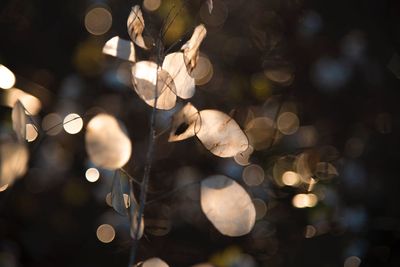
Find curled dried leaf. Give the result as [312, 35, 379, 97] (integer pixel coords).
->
[132, 61, 177, 110]
[169, 103, 199, 142]
[127, 5, 149, 49]
[162, 52, 196, 99]
[85, 114, 132, 170]
[102, 36, 136, 62]
[196, 110, 248, 158]
[0, 140, 29, 187]
[129, 190, 144, 240]
[201, 175, 256, 236]
[12, 100, 26, 142]
[111, 170, 131, 216]
[181, 24, 207, 73]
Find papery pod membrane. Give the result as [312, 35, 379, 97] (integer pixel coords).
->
[111, 170, 131, 216]
[102, 36, 136, 62]
[0, 139, 29, 187]
[168, 102, 199, 142]
[196, 110, 248, 157]
[129, 189, 144, 240]
[200, 175, 256, 236]
[127, 5, 149, 49]
[132, 61, 177, 110]
[12, 100, 26, 142]
[162, 52, 196, 99]
[85, 114, 132, 170]
[181, 24, 207, 73]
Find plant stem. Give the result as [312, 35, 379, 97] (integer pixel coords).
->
[128, 37, 163, 267]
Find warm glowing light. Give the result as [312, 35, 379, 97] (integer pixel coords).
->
[242, 164, 264, 186]
[85, 168, 100, 182]
[344, 256, 361, 267]
[0, 184, 9, 192]
[0, 65, 16, 89]
[282, 171, 300, 186]
[26, 123, 38, 142]
[277, 112, 299, 135]
[5, 88, 42, 115]
[96, 224, 115, 243]
[305, 225, 316, 238]
[42, 113, 63, 136]
[253, 198, 267, 220]
[85, 7, 112, 35]
[63, 113, 83, 134]
[85, 114, 132, 170]
[192, 55, 213, 85]
[234, 145, 254, 166]
[143, 0, 162, 12]
[292, 193, 318, 208]
[245, 117, 274, 150]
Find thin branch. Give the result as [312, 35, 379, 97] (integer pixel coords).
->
[120, 168, 142, 186]
[145, 180, 200, 206]
[128, 33, 164, 267]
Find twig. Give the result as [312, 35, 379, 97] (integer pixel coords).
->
[128, 33, 164, 267]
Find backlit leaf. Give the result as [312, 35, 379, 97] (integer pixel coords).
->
[85, 114, 132, 170]
[181, 24, 207, 73]
[0, 139, 29, 187]
[315, 162, 338, 180]
[129, 189, 144, 240]
[162, 52, 195, 99]
[169, 102, 199, 142]
[111, 170, 131, 216]
[127, 5, 149, 49]
[136, 258, 169, 267]
[102, 36, 136, 62]
[196, 110, 248, 157]
[200, 175, 256, 236]
[12, 100, 26, 142]
[132, 61, 177, 110]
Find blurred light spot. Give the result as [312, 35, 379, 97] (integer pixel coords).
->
[305, 225, 316, 238]
[163, 15, 187, 45]
[85, 6, 112, 35]
[242, 164, 264, 186]
[264, 67, 294, 85]
[192, 55, 213, 85]
[5, 88, 42, 115]
[85, 168, 100, 182]
[0, 65, 16, 89]
[0, 184, 9, 192]
[292, 193, 318, 208]
[294, 126, 318, 148]
[96, 224, 115, 243]
[143, 0, 161, 12]
[63, 113, 83, 134]
[250, 72, 271, 100]
[312, 57, 351, 91]
[345, 138, 364, 158]
[341, 31, 365, 61]
[344, 256, 361, 267]
[282, 171, 300, 186]
[298, 10, 322, 37]
[42, 113, 62, 136]
[73, 38, 104, 76]
[277, 112, 299, 135]
[26, 123, 38, 142]
[253, 198, 267, 220]
[245, 117, 274, 150]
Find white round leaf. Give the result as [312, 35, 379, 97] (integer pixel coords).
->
[196, 110, 248, 157]
[12, 100, 26, 142]
[85, 114, 132, 170]
[0, 140, 29, 187]
[127, 5, 149, 49]
[132, 61, 177, 110]
[200, 175, 256, 236]
[102, 36, 136, 62]
[162, 52, 195, 99]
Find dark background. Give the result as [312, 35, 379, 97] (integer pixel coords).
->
[0, 0, 400, 266]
